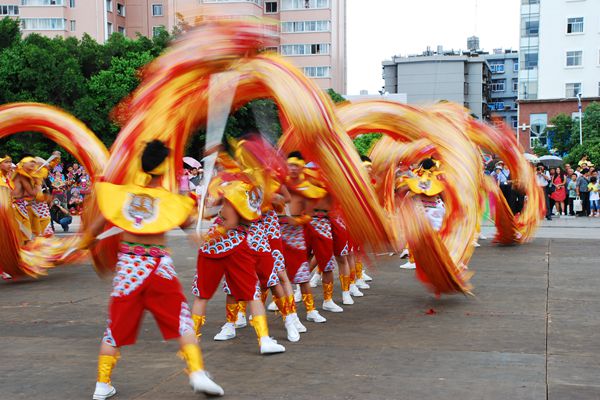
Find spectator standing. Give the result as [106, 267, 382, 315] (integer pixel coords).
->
[491, 161, 515, 212]
[535, 163, 552, 220]
[567, 173, 578, 216]
[588, 177, 600, 217]
[550, 167, 567, 216]
[576, 169, 591, 216]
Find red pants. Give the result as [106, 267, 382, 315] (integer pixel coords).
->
[305, 217, 336, 273]
[194, 241, 261, 301]
[330, 216, 349, 257]
[102, 253, 193, 347]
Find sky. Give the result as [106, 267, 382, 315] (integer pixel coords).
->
[346, 0, 520, 95]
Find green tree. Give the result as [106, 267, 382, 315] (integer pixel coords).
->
[327, 88, 346, 104]
[353, 133, 382, 156]
[0, 17, 20, 50]
[581, 102, 600, 141]
[548, 113, 574, 155]
[564, 139, 600, 167]
[532, 144, 550, 157]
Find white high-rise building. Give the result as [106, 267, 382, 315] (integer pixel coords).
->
[518, 0, 600, 150]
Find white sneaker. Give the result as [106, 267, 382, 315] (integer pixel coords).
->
[293, 285, 302, 303]
[473, 241, 481, 248]
[306, 310, 327, 323]
[267, 301, 278, 312]
[260, 336, 286, 354]
[189, 370, 224, 396]
[478, 233, 487, 240]
[289, 313, 307, 333]
[355, 278, 370, 290]
[309, 273, 321, 288]
[399, 249, 409, 259]
[342, 291, 354, 305]
[234, 312, 247, 328]
[349, 283, 364, 297]
[322, 299, 344, 312]
[213, 322, 236, 341]
[399, 261, 416, 270]
[284, 319, 300, 342]
[1, 272, 12, 280]
[362, 271, 373, 282]
[93, 382, 116, 400]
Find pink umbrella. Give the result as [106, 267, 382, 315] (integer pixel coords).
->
[183, 156, 202, 169]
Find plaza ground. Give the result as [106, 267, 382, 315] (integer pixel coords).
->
[1, 218, 599, 399]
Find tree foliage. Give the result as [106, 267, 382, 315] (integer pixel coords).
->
[0, 19, 171, 158]
[353, 133, 382, 156]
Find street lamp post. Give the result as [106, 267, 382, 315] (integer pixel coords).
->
[577, 92, 583, 145]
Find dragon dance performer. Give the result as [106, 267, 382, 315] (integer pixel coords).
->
[302, 160, 357, 309]
[84, 140, 223, 399]
[29, 157, 54, 237]
[0, 154, 15, 279]
[283, 152, 341, 315]
[191, 169, 286, 355]
[397, 158, 445, 270]
[11, 156, 39, 244]
[207, 153, 304, 343]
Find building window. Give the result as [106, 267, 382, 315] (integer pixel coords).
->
[152, 4, 163, 16]
[0, 5, 19, 15]
[69, 0, 74, 7]
[265, 1, 277, 13]
[280, 43, 330, 56]
[263, 46, 278, 53]
[523, 20, 539, 37]
[118, 26, 125, 34]
[21, 18, 66, 30]
[565, 82, 582, 98]
[303, 66, 330, 78]
[511, 116, 518, 129]
[21, 0, 64, 4]
[107, 21, 113, 35]
[513, 62, 519, 72]
[523, 52, 538, 70]
[512, 78, 518, 92]
[529, 113, 548, 147]
[491, 79, 506, 92]
[116, 3, 124, 16]
[281, 20, 330, 33]
[489, 61, 505, 73]
[598, 82, 600, 97]
[106, 0, 112, 12]
[69, 19, 75, 31]
[566, 50, 583, 67]
[281, 0, 329, 10]
[566, 17, 584, 34]
[152, 25, 165, 37]
[521, 0, 539, 5]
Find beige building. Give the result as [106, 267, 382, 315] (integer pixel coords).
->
[0, 0, 346, 93]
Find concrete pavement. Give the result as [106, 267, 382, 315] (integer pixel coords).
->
[1, 223, 600, 399]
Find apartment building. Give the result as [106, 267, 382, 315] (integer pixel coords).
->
[0, 0, 347, 93]
[518, 0, 600, 149]
[382, 46, 492, 120]
[484, 49, 519, 131]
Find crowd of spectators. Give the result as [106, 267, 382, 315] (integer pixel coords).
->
[490, 154, 599, 221]
[44, 162, 91, 232]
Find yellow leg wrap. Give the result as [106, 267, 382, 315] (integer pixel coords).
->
[356, 261, 364, 279]
[340, 275, 350, 292]
[287, 294, 297, 314]
[252, 314, 269, 344]
[302, 293, 316, 312]
[349, 270, 356, 284]
[180, 343, 204, 373]
[237, 301, 247, 315]
[225, 303, 239, 324]
[192, 314, 206, 338]
[274, 296, 288, 318]
[323, 282, 334, 301]
[97, 354, 118, 384]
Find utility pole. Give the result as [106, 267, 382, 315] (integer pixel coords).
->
[577, 92, 583, 145]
